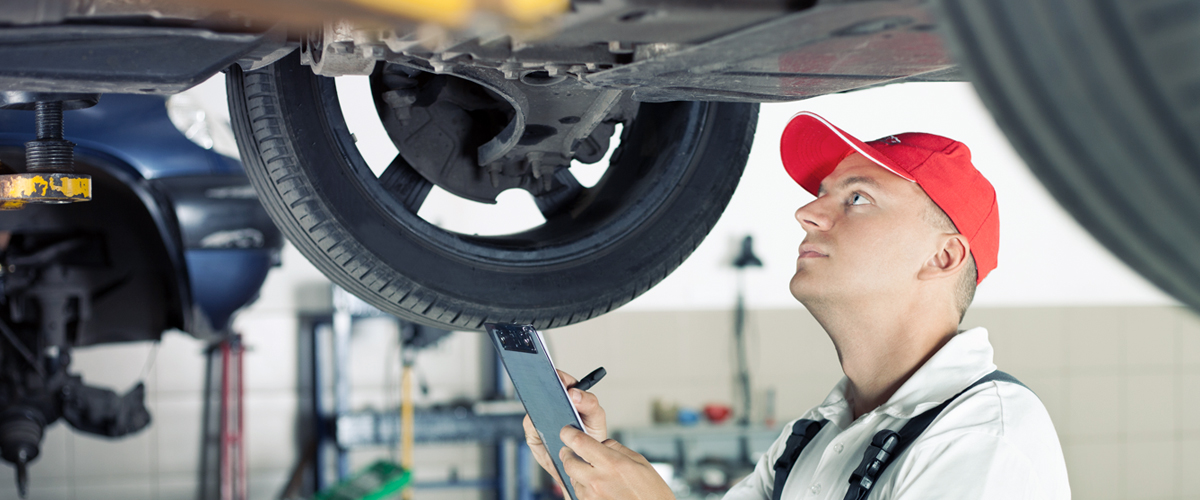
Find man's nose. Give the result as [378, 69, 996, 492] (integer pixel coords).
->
[795, 198, 830, 230]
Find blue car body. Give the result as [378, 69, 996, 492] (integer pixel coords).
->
[0, 93, 281, 339]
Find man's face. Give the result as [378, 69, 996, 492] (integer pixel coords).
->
[789, 153, 945, 305]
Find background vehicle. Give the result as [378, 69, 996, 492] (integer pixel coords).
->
[0, 94, 282, 495]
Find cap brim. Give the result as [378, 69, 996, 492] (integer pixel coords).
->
[780, 112, 915, 195]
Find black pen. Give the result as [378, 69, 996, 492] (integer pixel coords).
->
[572, 367, 606, 391]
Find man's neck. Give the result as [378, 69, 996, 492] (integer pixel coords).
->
[807, 296, 959, 421]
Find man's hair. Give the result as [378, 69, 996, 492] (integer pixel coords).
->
[922, 202, 977, 323]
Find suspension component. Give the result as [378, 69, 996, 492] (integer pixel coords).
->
[0, 409, 44, 499]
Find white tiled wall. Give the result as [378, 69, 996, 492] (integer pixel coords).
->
[2, 300, 1197, 500]
[546, 305, 1200, 500]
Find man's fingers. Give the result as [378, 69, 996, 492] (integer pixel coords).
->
[560, 425, 620, 467]
[532, 450, 564, 488]
[568, 477, 586, 500]
[522, 416, 552, 467]
[559, 444, 588, 469]
[523, 415, 540, 445]
[556, 369, 579, 388]
[523, 415, 570, 492]
[566, 388, 608, 442]
[570, 387, 598, 410]
[602, 438, 647, 464]
[558, 440, 598, 491]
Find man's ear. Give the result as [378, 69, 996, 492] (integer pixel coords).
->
[919, 234, 970, 281]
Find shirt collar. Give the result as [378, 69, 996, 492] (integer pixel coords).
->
[812, 327, 997, 426]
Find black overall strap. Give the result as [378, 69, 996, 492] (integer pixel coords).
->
[842, 370, 1028, 500]
[771, 418, 829, 500]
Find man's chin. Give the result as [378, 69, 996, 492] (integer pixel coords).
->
[788, 273, 816, 303]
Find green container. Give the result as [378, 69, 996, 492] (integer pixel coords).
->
[315, 461, 412, 500]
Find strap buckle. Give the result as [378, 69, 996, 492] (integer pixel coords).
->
[839, 371, 1030, 500]
[846, 430, 899, 497]
[773, 419, 825, 470]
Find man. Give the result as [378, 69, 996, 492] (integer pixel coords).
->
[524, 111, 1071, 499]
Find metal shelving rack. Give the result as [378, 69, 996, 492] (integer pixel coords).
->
[302, 287, 535, 499]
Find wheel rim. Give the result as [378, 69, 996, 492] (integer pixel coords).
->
[306, 69, 715, 270]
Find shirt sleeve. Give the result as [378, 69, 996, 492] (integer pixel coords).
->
[879, 432, 1059, 500]
[722, 423, 796, 500]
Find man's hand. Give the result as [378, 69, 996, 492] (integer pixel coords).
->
[558, 425, 675, 500]
[523, 369, 608, 492]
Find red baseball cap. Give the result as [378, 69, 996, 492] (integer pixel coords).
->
[779, 111, 999, 284]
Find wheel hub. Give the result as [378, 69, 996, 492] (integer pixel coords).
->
[371, 62, 636, 215]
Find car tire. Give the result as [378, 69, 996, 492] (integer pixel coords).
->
[939, 0, 1200, 310]
[226, 53, 758, 330]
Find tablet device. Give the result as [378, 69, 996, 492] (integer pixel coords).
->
[484, 323, 584, 500]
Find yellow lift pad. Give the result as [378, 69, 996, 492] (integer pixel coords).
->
[0, 172, 92, 209]
[339, 0, 568, 26]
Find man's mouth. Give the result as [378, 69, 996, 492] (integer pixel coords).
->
[798, 244, 828, 258]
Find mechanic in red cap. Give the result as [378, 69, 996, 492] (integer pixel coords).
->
[526, 112, 1070, 499]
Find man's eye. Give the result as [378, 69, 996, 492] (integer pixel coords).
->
[850, 193, 870, 206]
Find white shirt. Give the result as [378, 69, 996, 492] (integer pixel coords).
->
[724, 328, 1070, 500]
